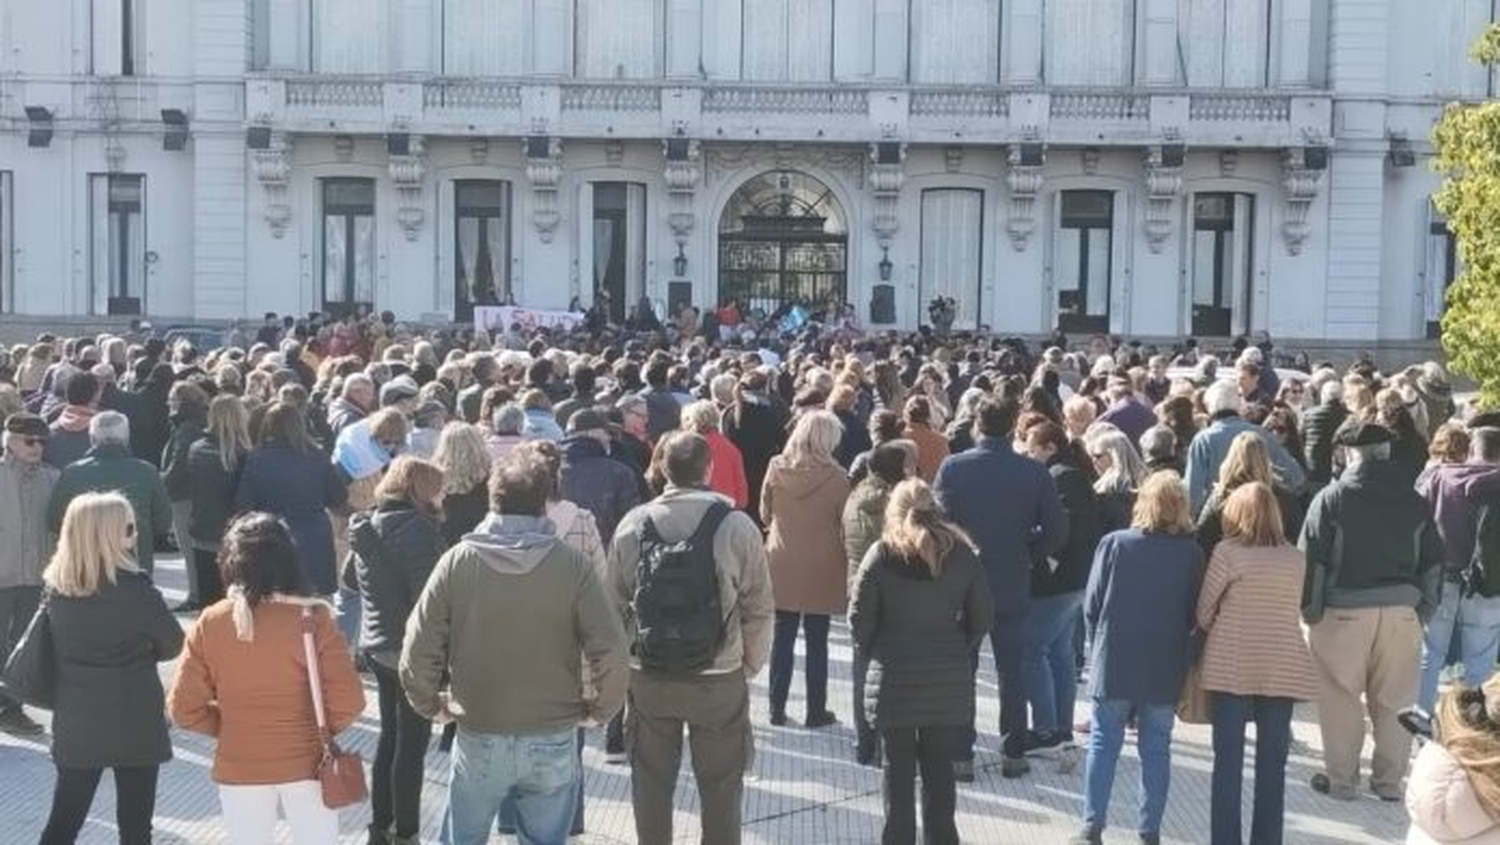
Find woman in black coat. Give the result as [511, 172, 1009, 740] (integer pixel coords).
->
[184, 395, 254, 606]
[41, 491, 183, 844]
[849, 479, 994, 845]
[348, 457, 446, 844]
[161, 380, 209, 609]
[723, 372, 790, 526]
[235, 402, 348, 595]
[433, 422, 493, 546]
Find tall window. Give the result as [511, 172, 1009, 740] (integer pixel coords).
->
[919, 189, 985, 329]
[588, 183, 647, 323]
[1427, 203, 1458, 339]
[1177, 0, 1269, 87]
[92, 0, 141, 75]
[1044, 0, 1133, 85]
[322, 179, 376, 312]
[0, 172, 11, 312]
[742, 0, 834, 81]
[454, 181, 511, 319]
[1190, 193, 1255, 337]
[442, 0, 525, 74]
[313, 0, 388, 72]
[576, 0, 661, 78]
[90, 174, 146, 314]
[910, 0, 1001, 84]
[1054, 190, 1113, 333]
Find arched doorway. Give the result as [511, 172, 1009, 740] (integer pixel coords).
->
[718, 171, 847, 319]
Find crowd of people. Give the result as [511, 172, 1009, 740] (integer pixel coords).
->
[0, 308, 1498, 845]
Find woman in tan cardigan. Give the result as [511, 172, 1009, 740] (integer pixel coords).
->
[1195, 482, 1318, 845]
[762, 410, 851, 727]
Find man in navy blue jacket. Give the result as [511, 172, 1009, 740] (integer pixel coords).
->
[934, 396, 1068, 779]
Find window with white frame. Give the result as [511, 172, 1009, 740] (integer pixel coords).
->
[1054, 190, 1113, 334]
[919, 189, 985, 330]
[910, 0, 1001, 84]
[454, 181, 511, 319]
[1190, 193, 1256, 337]
[742, 0, 834, 81]
[1426, 202, 1458, 338]
[586, 183, 647, 323]
[1176, 0, 1269, 87]
[442, 0, 526, 74]
[92, 0, 143, 75]
[1044, 0, 1133, 85]
[576, 0, 661, 78]
[313, 0, 388, 73]
[0, 172, 11, 312]
[322, 178, 376, 312]
[90, 174, 147, 314]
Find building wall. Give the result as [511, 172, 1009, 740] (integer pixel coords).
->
[0, 0, 1484, 344]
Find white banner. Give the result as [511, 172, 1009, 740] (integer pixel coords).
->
[475, 306, 586, 335]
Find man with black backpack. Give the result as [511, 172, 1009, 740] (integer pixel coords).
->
[607, 431, 774, 845]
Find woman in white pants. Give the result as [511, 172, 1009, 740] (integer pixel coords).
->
[169, 511, 366, 844]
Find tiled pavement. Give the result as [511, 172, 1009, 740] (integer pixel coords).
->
[1, 555, 1410, 843]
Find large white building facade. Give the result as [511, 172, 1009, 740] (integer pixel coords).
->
[0, 1, 1489, 344]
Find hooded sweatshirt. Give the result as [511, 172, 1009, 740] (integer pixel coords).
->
[1417, 462, 1500, 571]
[1406, 741, 1500, 844]
[399, 513, 628, 735]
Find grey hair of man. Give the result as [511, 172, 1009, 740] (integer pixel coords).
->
[492, 402, 527, 436]
[1202, 380, 1243, 417]
[1139, 425, 1177, 463]
[1320, 379, 1344, 406]
[89, 410, 131, 448]
[1473, 427, 1500, 464]
[341, 372, 375, 401]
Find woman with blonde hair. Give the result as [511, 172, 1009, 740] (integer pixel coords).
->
[1087, 428, 1148, 533]
[169, 512, 364, 845]
[849, 478, 993, 845]
[1195, 482, 1319, 845]
[1406, 674, 1500, 843]
[763, 409, 852, 727]
[1195, 431, 1303, 558]
[433, 422, 493, 546]
[1076, 472, 1204, 845]
[348, 456, 447, 844]
[39, 492, 183, 844]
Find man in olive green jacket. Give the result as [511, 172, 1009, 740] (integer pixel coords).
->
[47, 411, 171, 575]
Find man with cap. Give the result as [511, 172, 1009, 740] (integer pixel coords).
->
[378, 374, 420, 418]
[0, 414, 58, 735]
[1299, 421, 1442, 802]
[558, 409, 642, 549]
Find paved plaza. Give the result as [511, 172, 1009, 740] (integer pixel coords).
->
[0, 554, 1410, 843]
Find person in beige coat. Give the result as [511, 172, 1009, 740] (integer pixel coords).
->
[1407, 673, 1500, 844]
[1195, 481, 1319, 845]
[762, 409, 851, 727]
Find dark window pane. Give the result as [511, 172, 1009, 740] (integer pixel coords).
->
[324, 178, 375, 212]
[1061, 190, 1112, 228]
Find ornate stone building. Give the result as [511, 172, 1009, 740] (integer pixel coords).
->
[0, 1, 1490, 343]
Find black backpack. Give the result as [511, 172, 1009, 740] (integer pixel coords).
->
[631, 501, 730, 677]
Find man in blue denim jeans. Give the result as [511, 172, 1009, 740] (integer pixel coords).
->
[1415, 426, 1500, 712]
[401, 454, 628, 845]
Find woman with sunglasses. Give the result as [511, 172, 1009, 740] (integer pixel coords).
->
[39, 492, 183, 844]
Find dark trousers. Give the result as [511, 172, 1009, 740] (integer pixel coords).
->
[962, 611, 1026, 760]
[371, 662, 432, 838]
[882, 725, 961, 845]
[0, 585, 41, 712]
[1210, 693, 1294, 845]
[769, 611, 830, 719]
[852, 650, 880, 760]
[190, 547, 225, 606]
[40, 764, 158, 845]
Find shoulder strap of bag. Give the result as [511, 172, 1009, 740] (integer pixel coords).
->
[300, 607, 331, 744]
[689, 501, 732, 547]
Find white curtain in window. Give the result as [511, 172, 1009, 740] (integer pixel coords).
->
[593, 219, 614, 290]
[1229, 194, 1254, 333]
[1085, 227, 1110, 315]
[1191, 229, 1217, 306]
[743, 0, 833, 80]
[920, 190, 984, 328]
[486, 213, 508, 301]
[92, 0, 125, 74]
[443, 0, 524, 74]
[124, 201, 145, 301]
[457, 218, 480, 302]
[1054, 228, 1081, 302]
[577, 0, 657, 78]
[1045, 0, 1131, 85]
[0, 172, 10, 310]
[742, 0, 789, 80]
[1178, 0, 1266, 87]
[625, 184, 647, 307]
[353, 215, 375, 303]
[324, 217, 347, 302]
[315, 0, 388, 73]
[90, 176, 110, 314]
[911, 0, 999, 84]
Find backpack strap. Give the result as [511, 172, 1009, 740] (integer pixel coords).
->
[639, 513, 664, 545]
[689, 501, 732, 547]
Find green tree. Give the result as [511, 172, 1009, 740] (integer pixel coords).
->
[1433, 24, 1500, 407]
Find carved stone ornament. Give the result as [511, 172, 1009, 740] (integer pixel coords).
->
[333, 134, 354, 162]
[389, 135, 427, 242]
[605, 139, 625, 168]
[703, 143, 865, 188]
[664, 139, 703, 246]
[945, 146, 964, 173]
[525, 137, 564, 243]
[104, 138, 127, 173]
[252, 132, 294, 239]
[469, 137, 489, 165]
[1081, 148, 1101, 175]
[1281, 147, 1325, 256]
[1005, 144, 1045, 252]
[1142, 146, 1183, 254]
[868, 142, 907, 244]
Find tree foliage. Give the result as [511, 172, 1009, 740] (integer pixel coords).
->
[1433, 24, 1500, 407]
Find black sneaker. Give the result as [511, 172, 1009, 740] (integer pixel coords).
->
[1022, 730, 1071, 757]
[769, 711, 788, 727]
[953, 759, 975, 783]
[0, 708, 43, 737]
[1068, 827, 1103, 845]
[805, 711, 839, 729]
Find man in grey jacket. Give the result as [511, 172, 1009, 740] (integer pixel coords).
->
[401, 453, 627, 844]
[0, 414, 58, 736]
[608, 431, 775, 845]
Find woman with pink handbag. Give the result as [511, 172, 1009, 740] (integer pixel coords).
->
[169, 511, 366, 844]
